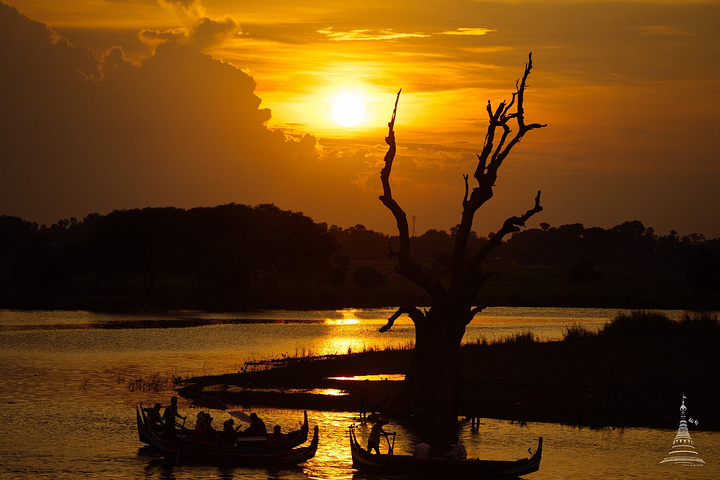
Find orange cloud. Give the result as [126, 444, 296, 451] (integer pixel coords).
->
[438, 27, 496, 36]
[316, 27, 429, 41]
[139, 16, 238, 51]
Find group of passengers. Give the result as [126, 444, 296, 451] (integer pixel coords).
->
[143, 396, 185, 440]
[412, 434, 466, 460]
[367, 418, 467, 461]
[144, 397, 290, 450]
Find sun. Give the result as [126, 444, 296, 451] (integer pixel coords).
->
[332, 93, 366, 127]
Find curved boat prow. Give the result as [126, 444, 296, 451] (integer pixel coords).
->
[531, 436, 543, 462]
[136, 405, 150, 444]
[310, 425, 319, 447]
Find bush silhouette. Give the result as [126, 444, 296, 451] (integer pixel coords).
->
[352, 266, 386, 289]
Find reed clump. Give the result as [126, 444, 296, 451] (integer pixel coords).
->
[500, 330, 537, 344]
[561, 310, 720, 340]
[561, 322, 597, 341]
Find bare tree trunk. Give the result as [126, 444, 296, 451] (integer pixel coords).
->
[378, 54, 546, 436]
[381, 305, 470, 438]
[404, 308, 465, 427]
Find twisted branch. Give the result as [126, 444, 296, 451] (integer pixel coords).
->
[379, 90, 447, 299]
[468, 190, 543, 271]
[451, 52, 546, 284]
[379, 305, 426, 332]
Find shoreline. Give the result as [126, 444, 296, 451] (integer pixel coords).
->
[178, 336, 720, 432]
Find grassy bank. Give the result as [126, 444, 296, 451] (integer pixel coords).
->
[179, 311, 720, 431]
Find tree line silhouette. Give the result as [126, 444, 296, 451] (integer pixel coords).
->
[1, 204, 718, 310]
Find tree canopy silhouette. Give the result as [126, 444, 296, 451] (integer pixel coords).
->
[376, 54, 547, 433]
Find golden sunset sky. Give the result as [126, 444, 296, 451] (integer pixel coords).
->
[1, 0, 719, 237]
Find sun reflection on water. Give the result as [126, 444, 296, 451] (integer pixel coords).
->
[323, 309, 361, 325]
[328, 374, 405, 382]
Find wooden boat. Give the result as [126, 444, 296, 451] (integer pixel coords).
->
[136, 406, 309, 449]
[349, 425, 542, 478]
[138, 407, 319, 465]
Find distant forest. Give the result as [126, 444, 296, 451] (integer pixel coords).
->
[1, 203, 719, 311]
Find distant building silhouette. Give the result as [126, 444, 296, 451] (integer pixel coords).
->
[660, 395, 705, 467]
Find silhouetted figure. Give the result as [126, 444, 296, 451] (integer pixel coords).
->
[241, 413, 267, 437]
[162, 396, 186, 439]
[143, 403, 163, 432]
[367, 419, 390, 454]
[194, 412, 206, 435]
[446, 434, 467, 460]
[194, 411, 216, 438]
[467, 385, 481, 431]
[204, 412, 216, 435]
[413, 437, 432, 459]
[219, 418, 240, 446]
[267, 425, 291, 450]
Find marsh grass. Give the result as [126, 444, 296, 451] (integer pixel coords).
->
[562, 322, 597, 341]
[185, 311, 720, 381]
[600, 310, 676, 337]
[501, 330, 538, 344]
[241, 341, 416, 371]
[561, 310, 720, 340]
[123, 372, 172, 392]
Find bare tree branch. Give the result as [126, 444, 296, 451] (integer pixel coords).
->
[379, 90, 446, 299]
[379, 305, 426, 332]
[450, 52, 545, 290]
[463, 304, 488, 326]
[468, 191, 543, 271]
[462, 174, 470, 206]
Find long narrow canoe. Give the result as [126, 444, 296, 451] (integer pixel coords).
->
[139, 407, 319, 465]
[349, 425, 542, 478]
[136, 406, 308, 449]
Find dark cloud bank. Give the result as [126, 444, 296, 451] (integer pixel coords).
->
[0, 2, 319, 225]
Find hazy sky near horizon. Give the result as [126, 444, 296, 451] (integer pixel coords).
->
[1, 0, 719, 237]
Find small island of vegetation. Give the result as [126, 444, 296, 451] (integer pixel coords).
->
[178, 310, 720, 432]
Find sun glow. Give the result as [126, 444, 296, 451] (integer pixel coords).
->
[332, 93, 366, 127]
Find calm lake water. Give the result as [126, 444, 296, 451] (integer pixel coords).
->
[1, 307, 718, 479]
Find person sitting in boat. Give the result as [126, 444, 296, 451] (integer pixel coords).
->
[240, 412, 267, 437]
[218, 418, 240, 446]
[367, 418, 391, 454]
[267, 424, 291, 450]
[205, 413, 217, 435]
[446, 434, 467, 460]
[162, 396, 186, 439]
[413, 437, 432, 459]
[143, 403, 163, 432]
[194, 412, 208, 436]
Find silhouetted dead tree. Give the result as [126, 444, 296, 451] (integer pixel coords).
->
[378, 53, 546, 432]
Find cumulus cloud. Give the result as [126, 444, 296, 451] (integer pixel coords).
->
[0, 2, 319, 224]
[139, 16, 238, 51]
[186, 16, 238, 50]
[140, 0, 238, 51]
[159, 0, 206, 21]
[138, 27, 188, 46]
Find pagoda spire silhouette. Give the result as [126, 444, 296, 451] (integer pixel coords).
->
[660, 395, 705, 467]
